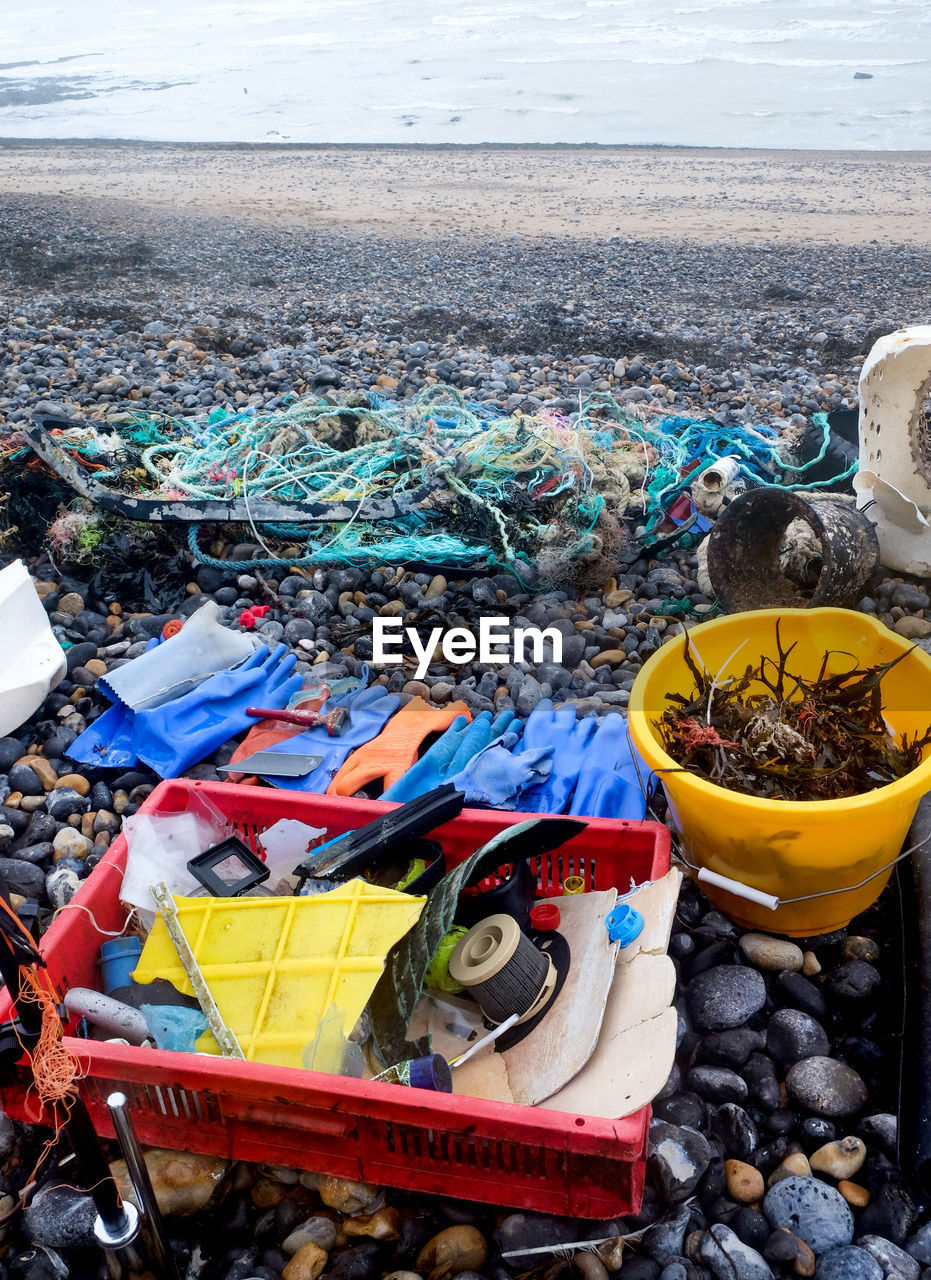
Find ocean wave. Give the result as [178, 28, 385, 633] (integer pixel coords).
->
[366, 98, 583, 116]
[3, 0, 930, 149]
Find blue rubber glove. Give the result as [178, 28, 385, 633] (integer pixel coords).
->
[257, 684, 402, 793]
[133, 644, 302, 777]
[67, 637, 161, 768]
[514, 699, 599, 814]
[568, 713, 647, 819]
[381, 710, 518, 803]
[448, 733, 554, 808]
[67, 701, 139, 768]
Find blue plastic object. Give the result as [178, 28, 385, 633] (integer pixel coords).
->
[67, 700, 140, 768]
[448, 735, 553, 808]
[514, 700, 599, 814]
[67, 636, 161, 768]
[382, 710, 517, 803]
[605, 903, 644, 947]
[141, 1004, 209, 1053]
[408, 1054, 453, 1091]
[99, 937, 142, 995]
[568, 713, 647, 820]
[257, 684, 402, 793]
[132, 644, 302, 778]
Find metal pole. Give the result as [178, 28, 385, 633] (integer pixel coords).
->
[66, 1095, 127, 1235]
[107, 1091, 182, 1280]
[94, 1199, 146, 1279]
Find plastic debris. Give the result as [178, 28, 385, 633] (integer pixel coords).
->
[854, 325, 931, 576]
[99, 600, 254, 713]
[302, 1004, 366, 1077]
[604, 904, 645, 947]
[141, 1004, 209, 1053]
[121, 794, 230, 929]
[136, 880, 427, 1068]
[707, 488, 879, 611]
[0, 559, 67, 736]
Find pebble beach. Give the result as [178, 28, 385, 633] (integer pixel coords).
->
[1, 142, 931, 1278]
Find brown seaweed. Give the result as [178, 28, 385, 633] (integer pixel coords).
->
[660, 621, 931, 801]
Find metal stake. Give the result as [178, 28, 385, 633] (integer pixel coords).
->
[107, 1091, 182, 1280]
[94, 1199, 145, 1279]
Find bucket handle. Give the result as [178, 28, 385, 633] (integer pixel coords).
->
[626, 724, 931, 909]
[696, 868, 779, 911]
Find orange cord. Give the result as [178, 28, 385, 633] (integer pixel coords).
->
[0, 895, 81, 1130]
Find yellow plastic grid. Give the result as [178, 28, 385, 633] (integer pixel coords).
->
[133, 880, 426, 1068]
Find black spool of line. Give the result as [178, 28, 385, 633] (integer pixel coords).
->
[448, 914, 557, 1026]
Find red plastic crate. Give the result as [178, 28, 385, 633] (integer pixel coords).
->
[0, 780, 670, 1218]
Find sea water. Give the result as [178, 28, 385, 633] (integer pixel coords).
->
[1, 0, 928, 149]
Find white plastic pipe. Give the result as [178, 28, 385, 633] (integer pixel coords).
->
[697, 867, 779, 911]
[698, 455, 741, 493]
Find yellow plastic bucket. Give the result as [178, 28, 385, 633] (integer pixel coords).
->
[628, 607, 931, 936]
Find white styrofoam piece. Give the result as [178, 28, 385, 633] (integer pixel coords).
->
[0, 560, 67, 736]
[856, 325, 931, 575]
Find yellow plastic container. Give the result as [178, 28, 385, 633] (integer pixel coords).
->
[628, 608, 931, 935]
[133, 879, 425, 1068]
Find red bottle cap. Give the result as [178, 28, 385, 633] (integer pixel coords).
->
[530, 903, 560, 931]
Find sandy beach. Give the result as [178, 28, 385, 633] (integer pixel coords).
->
[1, 141, 930, 244]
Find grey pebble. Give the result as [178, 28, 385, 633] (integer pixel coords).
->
[0, 1110, 15, 1160]
[816, 1247, 884, 1280]
[45, 865, 80, 910]
[905, 1225, 931, 1265]
[827, 960, 882, 1002]
[686, 1065, 748, 1104]
[46, 786, 90, 820]
[856, 1235, 922, 1280]
[648, 1119, 713, 1202]
[643, 1205, 693, 1263]
[767, 1008, 831, 1064]
[687, 965, 767, 1031]
[24, 1184, 98, 1248]
[7, 763, 44, 797]
[786, 1057, 869, 1117]
[700, 1223, 772, 1280]
[0, 856, 46, 898]
[764, 1175, 855, 1254]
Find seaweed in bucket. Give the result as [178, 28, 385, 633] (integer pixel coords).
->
[659, 620, 931, 802]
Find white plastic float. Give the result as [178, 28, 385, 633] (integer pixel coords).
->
[0, 559, 67, 736]
[855, 325, 931, 577]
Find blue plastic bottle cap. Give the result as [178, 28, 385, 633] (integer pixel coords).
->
[409, 1054, 453, 1092]
[99, 937, 143, 996]
[100, 937, 142, 961]
[604, 904, 645, 947]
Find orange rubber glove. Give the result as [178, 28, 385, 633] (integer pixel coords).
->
[327, 697, 472, 797]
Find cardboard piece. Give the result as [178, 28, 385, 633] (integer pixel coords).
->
[541, 868, 682, 1118]
[443, 869, 682, 1115]
[541, 953, 677, 1117]
[501, 888, 618, 1106]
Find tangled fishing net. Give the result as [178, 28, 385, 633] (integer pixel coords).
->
[1, 383, 830, 589]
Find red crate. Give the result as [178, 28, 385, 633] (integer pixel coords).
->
[0, 780, 670, 1218]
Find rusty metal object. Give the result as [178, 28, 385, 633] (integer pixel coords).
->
[707, 488, 879, 613]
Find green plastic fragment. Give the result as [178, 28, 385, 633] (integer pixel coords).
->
[424, 926, 468, 994]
